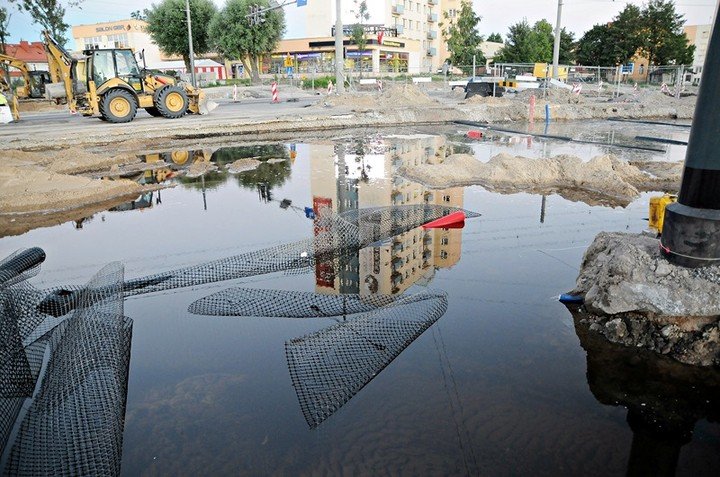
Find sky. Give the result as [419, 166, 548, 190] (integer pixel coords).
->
[4, 0, 718, 46]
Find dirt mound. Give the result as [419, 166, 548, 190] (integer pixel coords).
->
[186, 161, 218, 178]
[227, 158, 261, 173]
[321, 83, 438, 111]
[17, 101, 67, 113]
[400, 152, 681, 207]
[517, 87, 584, 104]
[3, 148, 138, 174]
[0, 166, 142, 214]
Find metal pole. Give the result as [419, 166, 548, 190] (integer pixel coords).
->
[185, 0, 197, 87]
[552, 0, 563, 80]
[334, 0, 345, 94]
[472, 54, 476, 79]
[661, 9, 720, 267]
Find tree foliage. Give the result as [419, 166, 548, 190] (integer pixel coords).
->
[642, 0, 694, 66]
[440, 0, 484, 70]
[8, 0, 78, 46]
[145, 0, 217, 71]
[350, 0, 369, 74]
[576, 0, 694, 66]
[0, 7, 10, 51]
[130, 10, 146, 21]
[494, 19, 573, 64]
[486, 32, 503, 43]
[208, 0, 285, 83]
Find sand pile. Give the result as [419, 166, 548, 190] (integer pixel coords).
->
[227, 158, 261, 173]
[400, 152, 681, 207]
[2, 148, 138, 174]
[321, 83, 438, 111]
[517, 88, 584, 104]
[0, 166, 142, 214]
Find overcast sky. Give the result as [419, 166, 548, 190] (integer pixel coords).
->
[5, 0, 718, 45]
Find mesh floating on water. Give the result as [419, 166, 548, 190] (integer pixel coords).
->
[286, 291, 448, 428]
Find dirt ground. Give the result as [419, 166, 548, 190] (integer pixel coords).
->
[0, 82, 696, 225]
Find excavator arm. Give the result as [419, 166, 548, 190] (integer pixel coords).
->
[42, 31, 79, 108]
[0, 54, 35, 96]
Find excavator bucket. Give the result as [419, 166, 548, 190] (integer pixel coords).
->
[195, 88, 218, 115]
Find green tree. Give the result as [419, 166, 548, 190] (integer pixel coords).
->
[130, 10, 146, 20]
[145, 0, 217, 72]
[350, 0, 369, 74]
[8, 0, 78, 46]
[495, 19, 574, 64]
[486, 32, 503, 43]
[641, 0, 694, 65]
[208, 0, 285, 83]
[440, 0, 484, 71]
[576, 23, 613, 65]
[0, 7, 10, 52]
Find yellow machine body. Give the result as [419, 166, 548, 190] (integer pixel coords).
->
[649, 194, 678, 233]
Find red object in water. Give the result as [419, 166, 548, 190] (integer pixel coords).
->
[466, 130, 483, 139]
[422, 211, 466, 229]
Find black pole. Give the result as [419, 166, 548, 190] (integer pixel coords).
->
[661, 10, 720, 267]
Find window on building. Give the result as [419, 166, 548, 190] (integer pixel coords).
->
[440, 250, 448, 259]
[639, 64, 645, 75]
[441, 237, 449, 245]
[442, 194, 451, 202]
[107, 33, 128, 48]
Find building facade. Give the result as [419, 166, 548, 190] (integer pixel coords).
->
[275, 0, 448, 74]
[684, 24, 712, 81]
[2, 41, 48, 74]
[72, 19, 165, 69]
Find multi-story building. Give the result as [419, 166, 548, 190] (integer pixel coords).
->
[71, 19, 164, 68]
[684, 24, 712, 82]
[274, 0, 448, 74]
[309, 135, 465, 297]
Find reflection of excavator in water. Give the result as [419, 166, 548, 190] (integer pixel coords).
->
[0, 53, 52, 121]
[42, 31, 216, 123]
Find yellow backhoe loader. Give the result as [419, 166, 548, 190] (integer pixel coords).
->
[42, 31, 216, 123]
[0, 54, 52, 121]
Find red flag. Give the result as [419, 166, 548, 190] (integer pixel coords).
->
[377, 31, 384, 44]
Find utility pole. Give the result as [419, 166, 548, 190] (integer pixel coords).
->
[552, 0, 563, 80]
[661, 10, 720, 267]
[185, 0, 197, 87]
[335, 0, 345, 93]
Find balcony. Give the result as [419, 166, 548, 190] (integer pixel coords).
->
[427, 13, 437, 23]
[392, 4, 404, 15]
[427, 30, 437, 40]
[426, 47, 437, 56]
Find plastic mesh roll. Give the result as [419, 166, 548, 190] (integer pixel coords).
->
[286, 291, 448, 428]
[0, 259, 132, 477]
[188, 288, 400, 318]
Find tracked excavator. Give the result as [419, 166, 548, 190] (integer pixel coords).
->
[0, 54, 52, 121]
[42, 31, 216, 123]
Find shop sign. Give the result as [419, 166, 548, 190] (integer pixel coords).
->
[382, 40, 404, 48]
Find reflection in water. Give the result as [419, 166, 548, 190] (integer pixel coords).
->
[570, 306, 720, 476]
[0, 251, 131, 476]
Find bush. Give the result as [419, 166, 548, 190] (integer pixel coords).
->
[300, 75, 336, 89]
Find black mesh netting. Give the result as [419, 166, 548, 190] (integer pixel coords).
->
[189, 288, 401, 318]
[0, 260, 131, 476]
[285, 291, 448, 428]
[38, 205, 477, 314]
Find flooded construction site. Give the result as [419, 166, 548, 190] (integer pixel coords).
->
[1, 121, 719, 475]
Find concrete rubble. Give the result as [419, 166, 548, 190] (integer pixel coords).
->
[569, 232, 720, 366]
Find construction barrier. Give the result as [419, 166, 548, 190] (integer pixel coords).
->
[327, 80, 334, 95]
[271, 82, 279, 103]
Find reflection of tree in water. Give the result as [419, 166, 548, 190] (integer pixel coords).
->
[567, 305, 720, 476]
[176, 144, 291, 193]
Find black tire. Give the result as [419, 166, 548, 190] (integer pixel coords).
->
[99, 89, 137, 123]
[154, 85, 188, 119]
[145, 106, 163, 117]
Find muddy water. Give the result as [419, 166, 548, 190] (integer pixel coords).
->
[0, 125, 718, 476]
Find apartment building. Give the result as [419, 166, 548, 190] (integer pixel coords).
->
[684, 24, 712, 80]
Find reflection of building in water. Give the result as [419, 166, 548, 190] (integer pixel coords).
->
[568, 305, 720, 476]
[310, 135, 465, 295]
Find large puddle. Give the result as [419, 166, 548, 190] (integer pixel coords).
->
[1, 122, 718, 475]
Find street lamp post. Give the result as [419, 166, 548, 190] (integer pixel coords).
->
[335, 0, 345, 93]
[552, 0, 563, 80]
[185, 0, 197, 87]
[661, 10, 720, 267]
